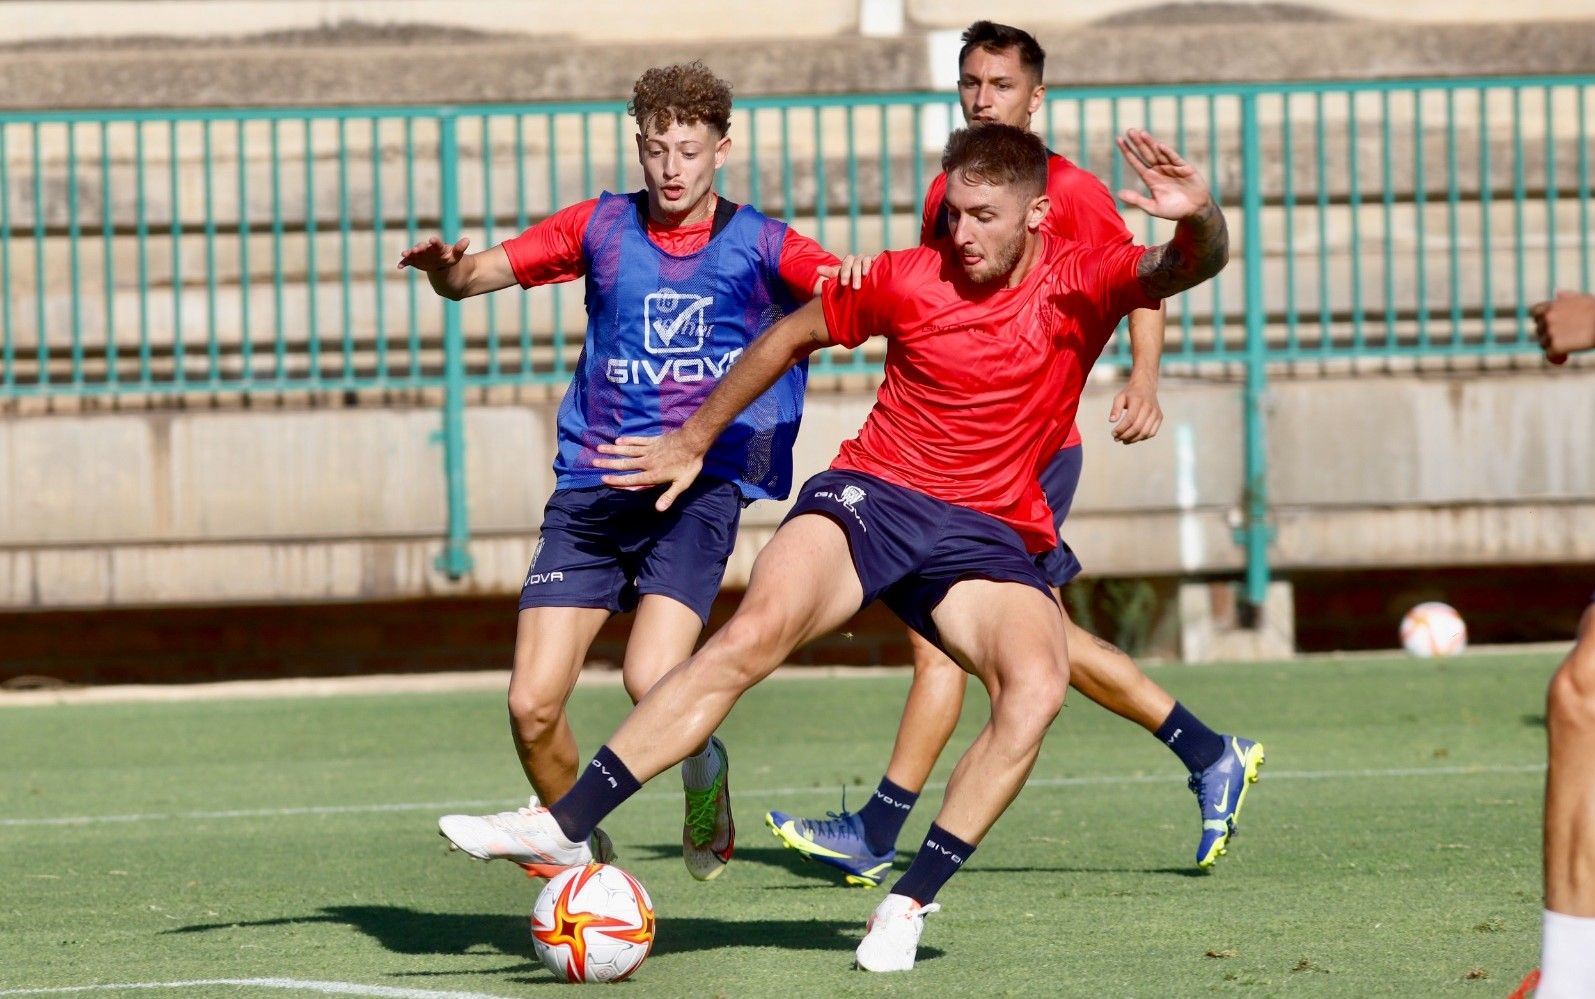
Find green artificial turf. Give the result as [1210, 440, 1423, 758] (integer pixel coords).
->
[0, 650, 1559, 997]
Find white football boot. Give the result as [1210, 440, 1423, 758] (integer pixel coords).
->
[855, 893, 940, 972]
[438, 797, 594, 878]
[681, 736, 735, 881]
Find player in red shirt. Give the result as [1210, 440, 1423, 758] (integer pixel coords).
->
[768, 19, 1262, 886]
[397, 63, 836, 884]
[489, 123, 1230, 971]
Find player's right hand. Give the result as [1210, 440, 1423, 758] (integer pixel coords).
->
[594, 432, 705, 512]
[1530, 290, 1595, 364]
[396, 235, 470, 272]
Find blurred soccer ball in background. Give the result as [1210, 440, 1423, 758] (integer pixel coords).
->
[531, 863, 655, 983]
[1400, 601, 1468, 658]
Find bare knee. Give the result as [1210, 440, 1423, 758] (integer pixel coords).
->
[507, 687, 567, 745]
[1548, 642, 1595, 736]
[991, 662, 1068, 741]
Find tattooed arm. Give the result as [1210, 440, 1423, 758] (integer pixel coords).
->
[1113, 128, 1230, 299]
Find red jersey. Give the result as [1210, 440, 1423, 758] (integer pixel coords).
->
[820, 235, 1155, 553]
[501, 196, 835, 298]
[920, 153, 1134, 450]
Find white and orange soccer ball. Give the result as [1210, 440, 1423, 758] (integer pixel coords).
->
[531, 863, 655, 983]
[1400, 601, 1468, 658]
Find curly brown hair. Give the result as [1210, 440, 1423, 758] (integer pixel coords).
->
[628, 61, 733, 137]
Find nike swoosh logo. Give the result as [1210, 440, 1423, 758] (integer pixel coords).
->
[1214, 779, 1231, 813]
[653, 296, 713, 345]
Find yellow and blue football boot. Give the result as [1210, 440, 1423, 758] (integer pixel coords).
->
[764, 806, 894, 887]
[1190, 734, 1266, 868]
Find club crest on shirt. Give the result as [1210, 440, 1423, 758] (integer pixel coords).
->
[644, 288, 714, 355]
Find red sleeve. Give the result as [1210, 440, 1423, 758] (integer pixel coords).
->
[820, 250, 903, 349]
[1048, 164, 1133, 246]
[918, 173, 946, 246]
[776, 229, 840, 301]
[1076, 240, 1159, 331]
[499, 199, 598, 288]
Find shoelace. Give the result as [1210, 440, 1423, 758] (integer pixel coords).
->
[487, 805, 538, 828]
[685, 793, 720, 844]
[806, 809, 864, 843]
[684, 774, 723, 846]
[871, 900, 940, 932]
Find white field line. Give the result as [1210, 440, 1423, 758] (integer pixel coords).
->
[0, 762, 1545, 829]
[0, 644, 1570, 710]
[0, 980, 516, 999]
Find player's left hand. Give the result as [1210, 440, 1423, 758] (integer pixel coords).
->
[594, 433, 705, 511]
[1108, 376, 1163, 444]
[1115, 129, 1213, 222]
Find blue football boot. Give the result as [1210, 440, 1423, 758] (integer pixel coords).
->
[764, 806, 894, 887]
[1189, 734, 1266, 868]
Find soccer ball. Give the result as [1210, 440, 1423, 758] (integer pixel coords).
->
[531, 863, 655, 983]
[1400, 602, 1468, 658]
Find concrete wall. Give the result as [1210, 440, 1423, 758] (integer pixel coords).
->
[4, 15, 1595, 109]
[4, 0, 1594, 48]
[4, 367, 1592, 611]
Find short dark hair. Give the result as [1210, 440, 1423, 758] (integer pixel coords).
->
[629, 61, 733, 137]
[958, 20, 1046, 81]
[942, 125, 1049, 199]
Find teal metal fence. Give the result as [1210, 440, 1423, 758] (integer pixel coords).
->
[2, 76, 1590, 601]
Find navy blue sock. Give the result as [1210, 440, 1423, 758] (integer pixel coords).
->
[890, 823, 975, 905]
[856, 777, 918, 856]
[1155, 701, 1226, 774]
[548, 745, 640, 843]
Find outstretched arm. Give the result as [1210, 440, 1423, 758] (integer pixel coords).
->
[396, 236, 518, 301]
[1114, 129, 1229, 299]
[595, 297, 836, 510]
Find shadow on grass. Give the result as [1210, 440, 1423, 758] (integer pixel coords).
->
[167, 905, 918, 961]
[627, 841, 895, 886]
[958, 864, 1209, 878]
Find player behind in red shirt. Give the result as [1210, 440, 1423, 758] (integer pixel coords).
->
[396, 62, 836, 883]
[766, 20, 1261, 886]
[486, 122, 1230, 971]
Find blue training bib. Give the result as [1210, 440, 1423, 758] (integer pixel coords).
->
[553, 191, 808, 502]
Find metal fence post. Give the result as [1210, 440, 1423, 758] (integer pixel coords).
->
[435, 111, 475, 579]
[1237, 92, 1273, 613]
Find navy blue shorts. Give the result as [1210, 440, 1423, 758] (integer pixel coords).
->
[1034, 445, 1084, 587]
[784, 469, 1053, 652]
[517, 477, 742, 624]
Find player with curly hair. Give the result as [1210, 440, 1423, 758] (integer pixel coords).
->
[400, 61, 837, 883]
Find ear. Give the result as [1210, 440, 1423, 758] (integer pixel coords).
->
[1027, 194, 1050, 232]
[634, 132, 646, 164]
[713, 133, 732, 170]
[1027, 83, 1046, 119]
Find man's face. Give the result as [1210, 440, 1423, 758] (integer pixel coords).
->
[957, 46, 1044, 129]
[943, 168, 1048, 285]
[635, 119, 729, 219]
